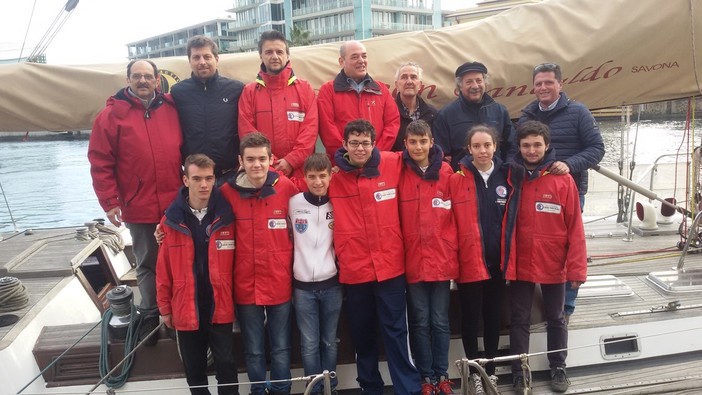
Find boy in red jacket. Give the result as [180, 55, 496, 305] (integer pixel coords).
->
[506, 121, 587, 394]
[156, 154, 239, 395]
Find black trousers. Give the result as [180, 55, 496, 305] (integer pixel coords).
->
[177, 313, 239, 395]
[458, 277, 505, 375]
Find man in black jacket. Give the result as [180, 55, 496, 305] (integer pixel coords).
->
[172, 35, 245, 186]
[433, 61, 515, 169]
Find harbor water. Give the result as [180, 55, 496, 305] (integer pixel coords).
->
[0, 117, 695, 233]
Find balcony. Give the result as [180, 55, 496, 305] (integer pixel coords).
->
[293, 0, 353, 17]
[307, 23, 355, 37]
[371, 0, 433, 10]
[372, 21, 433, 32]
[228, 0, 265, 12]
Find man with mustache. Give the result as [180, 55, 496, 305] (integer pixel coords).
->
[433, 62, 515, 170]
[238, 30, 318, 178]
[318, 40, 400, 163]
[88, 59, 183, 344]
[172, 35, 245, 186]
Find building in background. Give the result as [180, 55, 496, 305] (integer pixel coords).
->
[127, 0, 446, 58]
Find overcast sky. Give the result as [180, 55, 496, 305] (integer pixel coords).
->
[0, 0, 475, 65]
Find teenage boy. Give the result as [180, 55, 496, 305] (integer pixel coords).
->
[156, 154, 239, 395]
[329, 119, 422, 395]
[398, 120, 457, 395]
[505, 120, 587, 394]
[220, 132, 299, 395]
[290, 153, 341, 394]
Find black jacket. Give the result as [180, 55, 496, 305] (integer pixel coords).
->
[171, 72, 245, 175]
[392, 93, 438, 151]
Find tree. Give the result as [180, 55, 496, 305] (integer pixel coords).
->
[289, 25, 312, 47]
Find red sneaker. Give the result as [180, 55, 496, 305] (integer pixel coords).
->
[421, 379, 436, 395]
[436, 377, 454, 395]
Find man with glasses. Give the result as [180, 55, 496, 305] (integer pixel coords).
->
[517, 62, 604, 322]
[172, 35, 245, 186]
[318, 40, 400, 163]
[433, 61, 515, 170]
[329, 119, 422, 395]
[89, 59, 183, 344]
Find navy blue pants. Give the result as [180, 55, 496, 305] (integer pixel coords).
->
[344, 275, 421, 395]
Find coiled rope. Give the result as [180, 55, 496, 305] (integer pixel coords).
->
[0, 276, 29, 312]
[98, 306, 142, 389]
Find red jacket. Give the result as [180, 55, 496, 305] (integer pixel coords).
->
[238, 63, 318, 178]
[318, 71, 399, 162]
[156, 188, 236, 331]
[88, 88, 182, 223]
[220, 171, 299, 305]
[503, 151, 588, 284]
[398, 147, 458, 283]
[329, 149, 404, 284]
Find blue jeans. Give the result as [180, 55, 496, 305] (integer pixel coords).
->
[406, 281, 451, 381]
[236, 302, 292, 395]
[293, 285, 343, 393]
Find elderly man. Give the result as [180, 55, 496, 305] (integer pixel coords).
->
[517, 62, 604, 321]
[318, 40, 400, 162]
[391, 61, 437, 151]
[172, 35, 245, 186]
[238, 30, 318, 178]
[433, 61, 515, 169]
[88, 59, 183, 343]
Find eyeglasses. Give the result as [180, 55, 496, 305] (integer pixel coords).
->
[347, 141, 373, 149]
[131, 73, 156, 81]
[533, 63, 559, 72]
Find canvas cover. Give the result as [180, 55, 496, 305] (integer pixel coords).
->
[0, 0, 700, 132]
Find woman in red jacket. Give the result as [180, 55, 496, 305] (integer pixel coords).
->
[449, 125, 517, 394]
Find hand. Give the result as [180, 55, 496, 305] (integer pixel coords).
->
[274, 158, 293, 177]
[570, 281, 584, 289]
[106, 207, 122, 227]
[162, 314, 173, 329]
[444, 155, 452, 164]
[549, 161, 570, 175]
[154, 224, 164, 244]
[331, 165, 340, 174]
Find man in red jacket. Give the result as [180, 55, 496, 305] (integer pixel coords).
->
[156, 154, 239, 395]
[318, 40, 400, 162]
[329, 119, 421, 395]
[88, 59, 182, 343]
[505, 120, 587, 394]
[238, 30, 318, 178]
[220, 132, 299, 395]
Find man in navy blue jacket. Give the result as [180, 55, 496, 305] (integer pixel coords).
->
[518, 62, 605, 320]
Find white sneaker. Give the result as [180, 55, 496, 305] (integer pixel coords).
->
[470, 373, 485, 395]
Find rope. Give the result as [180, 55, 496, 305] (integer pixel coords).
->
[0, 276, 29, 312]
[96, 223, 125, 254]
[96, 306, 143, 389]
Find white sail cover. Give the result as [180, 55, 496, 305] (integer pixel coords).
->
[0, 0, 700, 132]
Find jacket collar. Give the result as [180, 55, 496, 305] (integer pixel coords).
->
[303, 192, 329, 206]
[514, 147, 557, 179]
[164, 186, 234, 234]
[190, 70, 221, 89]
[109, 88, 167, 119]
[256, 62, 296, 88]
[403, 144, 444, 180]
[229, 170, 280, 198]
[335, 147, 382, 178]
[333, 70, 382, 95]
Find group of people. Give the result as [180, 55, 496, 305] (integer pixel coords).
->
[87, 30, 604, 395]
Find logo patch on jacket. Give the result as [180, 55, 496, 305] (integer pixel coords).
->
[374, 188, 396, 202]
[268, 219, 288, 229]
[219, 231, 231, 236]
[287, 111, 305, 122]
[273, 209, 283, 215]
[535, 202, 561, 214]
[294, 218, 308, 233]
[496, 185, 508, 198]
[216, 240, 235, 250]
[293, 208, 311, 215]
[326, 211, 334, 220]
[431, 198, 451, 210]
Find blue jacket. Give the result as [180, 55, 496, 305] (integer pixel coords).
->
[171, 72, 245, 175]
[433, 92, 515, 170]
[518, 92, 605, 194]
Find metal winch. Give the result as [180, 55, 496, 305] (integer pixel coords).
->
[105, 285, 136, 340]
